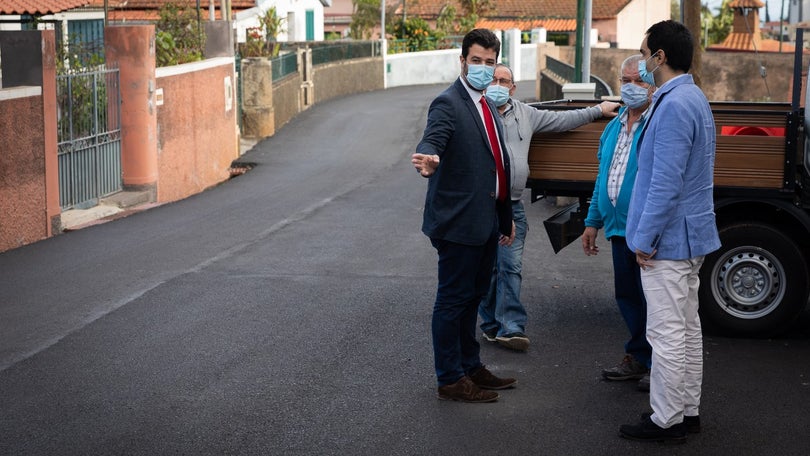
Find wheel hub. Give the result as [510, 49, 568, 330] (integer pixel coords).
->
[712, 247, 785, 319]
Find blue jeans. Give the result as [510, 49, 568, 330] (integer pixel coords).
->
[478, 200, 528, 336]
[431, 233, 498, 386]
[612, 237, 652, 368]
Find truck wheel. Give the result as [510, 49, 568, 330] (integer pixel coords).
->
[699, 222, 810, 337]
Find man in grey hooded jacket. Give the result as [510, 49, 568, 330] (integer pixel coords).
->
[479, 63, 620, 351]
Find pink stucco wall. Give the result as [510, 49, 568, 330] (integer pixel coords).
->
[155, 58, 238, 203]
[105, 25, 158, 193]
[0, 91, 49, 251]
[0, 29, 59, 253]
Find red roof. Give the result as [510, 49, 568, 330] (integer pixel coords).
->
[709, 32, 795, 53]
[1, 0, 254, 17]
[728, 0, 765, 8]
[476, 18, 577, 33]
[396, 0, 632, 20]
[106, 0, 254, 21]
[87, 0, 253, 8]
[1, 0, 92, 15]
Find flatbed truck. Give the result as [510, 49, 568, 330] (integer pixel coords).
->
[528, 38, 810, 337]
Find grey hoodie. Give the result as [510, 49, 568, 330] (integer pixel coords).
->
[497, 98, 602, 200]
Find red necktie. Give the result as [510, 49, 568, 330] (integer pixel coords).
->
[480, 96, 508, 201]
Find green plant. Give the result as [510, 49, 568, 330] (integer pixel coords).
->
[259, 6, 285, 41]
[435, 5, 458, 36]
[350, 0, 380, 39]
[155, 3, 206, 67]
[55, 38, 109, 141]
[391, 17, 441, 52]
[705, 0, 734, 47]
[155, 30, 179, 66]
[457, 0, 493, 34]
[239, 8, 285, 58]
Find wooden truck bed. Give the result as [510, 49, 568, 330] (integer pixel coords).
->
[527, 101, 796, 195]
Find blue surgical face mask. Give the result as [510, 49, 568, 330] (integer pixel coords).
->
[638, 53, 659, 86]
[620, 83, 649, 109]
[466, 63, 495, 91]
[485, 84, 510, 107]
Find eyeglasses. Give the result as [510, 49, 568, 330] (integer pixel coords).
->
[491, 78, 514, 87]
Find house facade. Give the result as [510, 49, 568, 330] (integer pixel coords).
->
[709, 0, 795, 53]
[234, 0, 330, 43]
[346, 0, 669, 49]
[0, 0, 330, 50]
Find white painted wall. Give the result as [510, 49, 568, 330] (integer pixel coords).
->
[0, 17, 22, 31]
[519, 43, 537, 82]
[385, 49, 462, 88]
[385, 43, 540, 88]
[235, 0, 324, 43]
[616, 0, 670, 49]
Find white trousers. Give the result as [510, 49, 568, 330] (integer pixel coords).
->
[640, 256, 704, 429]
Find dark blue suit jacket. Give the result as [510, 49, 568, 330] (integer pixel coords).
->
[417, 78, 513, 246]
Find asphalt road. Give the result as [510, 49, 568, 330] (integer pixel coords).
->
[1, 83, 809, 455]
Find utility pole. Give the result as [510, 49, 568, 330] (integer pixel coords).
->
[574, 0, 584, 82]
[683, 0, 703, 87]
[582, 0, 592, 84]
[780, 0, 785, 53]
[381, 0, 387, 88]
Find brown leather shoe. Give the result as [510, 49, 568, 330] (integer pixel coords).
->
[437, 376, 499, 403]
[468, 366, 517, 390]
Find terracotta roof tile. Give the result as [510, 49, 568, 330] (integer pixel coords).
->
[728, 0, 765, 8]
[708, 32, 794, 53]
[85, 0, 253, 8]
[398, 0, 631, 20]
[94, 0, 253, 21]
[0, 0, 253, 16]
[476, 17, 577, 32]
[106, 9, 228, 21]
[1, 0, 92, 15]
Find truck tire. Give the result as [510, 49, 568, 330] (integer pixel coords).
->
[699, 222, 810, 337]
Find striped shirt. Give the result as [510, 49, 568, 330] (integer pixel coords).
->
[606, 108, 648, 205]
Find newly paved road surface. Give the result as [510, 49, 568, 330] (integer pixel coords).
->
[1, 83, 809, 455]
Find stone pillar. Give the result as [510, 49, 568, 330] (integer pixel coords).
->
[240, 57, 275, 138]
[536, 42, 560, 101]
[105, 25, 158, 198]
[299, 48, 313, 108]
[504, 28, 522, 81]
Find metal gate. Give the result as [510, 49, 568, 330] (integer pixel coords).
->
[56, 65, 122, 210]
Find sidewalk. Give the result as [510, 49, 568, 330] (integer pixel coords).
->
[60, 138, 259, 231]
[60, 191, 161, 231]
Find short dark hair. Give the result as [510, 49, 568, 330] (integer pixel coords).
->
[462, 28, 500, 60]
[645, 20, 693, 73]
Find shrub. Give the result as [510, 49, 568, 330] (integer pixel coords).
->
[155, 3, 206, 67]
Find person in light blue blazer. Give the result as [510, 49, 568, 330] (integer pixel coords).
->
[619, 20, 721, 443]
[582, 54, 653, 391]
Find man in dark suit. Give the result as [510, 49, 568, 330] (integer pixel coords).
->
[411, 28, 516, 403]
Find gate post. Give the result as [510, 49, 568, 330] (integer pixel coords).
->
[105, 25, 158, 200]
[240, 57, 275, 138]
[0, 30, 59, 237]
